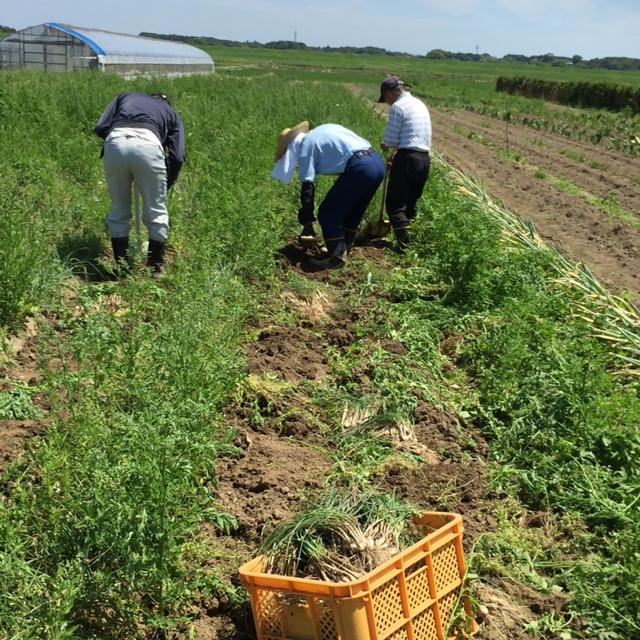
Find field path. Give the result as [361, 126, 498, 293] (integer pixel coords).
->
[429, 105, 640, 305]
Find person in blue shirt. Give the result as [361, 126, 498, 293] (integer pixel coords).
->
[94, 91, 185, 277]
[272, 121, 385, 270]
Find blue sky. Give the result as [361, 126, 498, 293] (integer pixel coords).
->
[4, 0, 639, 59]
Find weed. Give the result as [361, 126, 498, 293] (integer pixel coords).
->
[534, 167, 547, 179]
[560, 149, 585, 163]
[0, 384, 42, 420]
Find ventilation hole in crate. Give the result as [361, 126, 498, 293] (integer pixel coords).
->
[437, 589, 459, 630]
[432, 544, 460, 593]
[405, 566, 431, 612]
[317, 599, 338, 640]
[411, 605, 440, 640]
[386, 624, 410, 640]
[257, 589, 284, 635]
[372, 577, 404, 634]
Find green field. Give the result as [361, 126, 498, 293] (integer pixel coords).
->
[1, 52, 640, 639]
[206, 46, 640, 155]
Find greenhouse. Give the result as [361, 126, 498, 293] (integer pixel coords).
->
[0, 23, 214, 75]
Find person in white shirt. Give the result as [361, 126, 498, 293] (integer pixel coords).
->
[379, 75, 431, 251]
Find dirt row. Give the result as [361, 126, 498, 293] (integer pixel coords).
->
[430, 105, 640, 306]
[191, 240, 571, 640]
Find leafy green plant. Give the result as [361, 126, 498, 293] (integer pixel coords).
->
[0, 384, 42, 420]
[534, 167, 547, 179]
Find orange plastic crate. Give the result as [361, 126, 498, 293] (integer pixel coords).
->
[239, 511, 477, 640]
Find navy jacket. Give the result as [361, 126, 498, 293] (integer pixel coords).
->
[94, 92, 185, 188]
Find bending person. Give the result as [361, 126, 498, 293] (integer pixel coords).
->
[94, 91, 185, 277]
[272, 121, 385, 270]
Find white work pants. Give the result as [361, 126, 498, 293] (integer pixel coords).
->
[103, 128, 169, 242]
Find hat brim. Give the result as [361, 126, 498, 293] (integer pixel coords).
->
[378, 81, 408, 103]
[275, 120, 310, 162]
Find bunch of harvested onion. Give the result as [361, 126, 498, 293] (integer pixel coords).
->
[259, 488, 419, 582]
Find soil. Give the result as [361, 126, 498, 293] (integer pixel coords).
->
[186, 237, 572, 640]
[166, 105, 640, 638]
[430, 105, 640, 306]
[4, 102, 636, 638]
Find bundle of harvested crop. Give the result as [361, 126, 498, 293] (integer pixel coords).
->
[259, 488, 420, 582]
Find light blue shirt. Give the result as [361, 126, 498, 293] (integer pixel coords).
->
[297, 124, 372, 183]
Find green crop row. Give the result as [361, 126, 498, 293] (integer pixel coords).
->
[203, 44, 640, 157]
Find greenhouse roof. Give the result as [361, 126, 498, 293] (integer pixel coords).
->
[46, 23, 213, 65]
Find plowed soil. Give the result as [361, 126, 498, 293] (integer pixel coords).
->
[176, 105, 640, 639]
[430, 105, 640, 305]
[188, 238, 573, 640]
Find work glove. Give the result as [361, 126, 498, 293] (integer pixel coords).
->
[298, 181, 316, 225]
[299, 223, 318, 243]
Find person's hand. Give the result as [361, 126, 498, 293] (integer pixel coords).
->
[298, 223, 319, 245]
[380, 142, 389, 152]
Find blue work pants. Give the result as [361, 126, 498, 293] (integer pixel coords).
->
[317, 151, 385, 238]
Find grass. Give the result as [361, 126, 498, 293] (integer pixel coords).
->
[208, 44, 640, 156]
[560, 149, 586, 163]
[0, 57, 639, 639]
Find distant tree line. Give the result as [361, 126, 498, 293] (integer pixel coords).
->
[497, 76, 640, 113]
[0, 25, 16, 33]
[140, 32, 414, 56]
[121, 32, 640, 70]
[426, 49, 640, 70]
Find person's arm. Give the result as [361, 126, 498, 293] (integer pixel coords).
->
[382, 105, 402, 150]
[165, 114, 185, 189]
[298, 181, 316, 225]
[93, 94, 121, 139]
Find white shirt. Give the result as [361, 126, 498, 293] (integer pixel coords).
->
[383, 92, 431, 152]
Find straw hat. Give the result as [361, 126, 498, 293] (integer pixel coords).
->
[274, 120, 309, 162]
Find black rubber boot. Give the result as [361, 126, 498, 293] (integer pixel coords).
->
[308, 236, 347, 271]
[394, 227, 410, 253]
[343, 227, 357, 253]
[147, 239, 166, 278]
[111, 236, 130, 275]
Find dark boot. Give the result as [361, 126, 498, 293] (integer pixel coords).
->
[394, 227, 410, 253]
[343, 227, 357, 253]
[147, 239, 166, 278]
[111, 236, 130, 274]
[308, 236, 347, 271]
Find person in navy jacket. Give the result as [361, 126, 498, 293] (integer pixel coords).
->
[94, 91, 184, 276]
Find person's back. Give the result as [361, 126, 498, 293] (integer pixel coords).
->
[378, 75, 432, 251]
[298, 124, 372, 182]
[387, 92, 431, 152]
